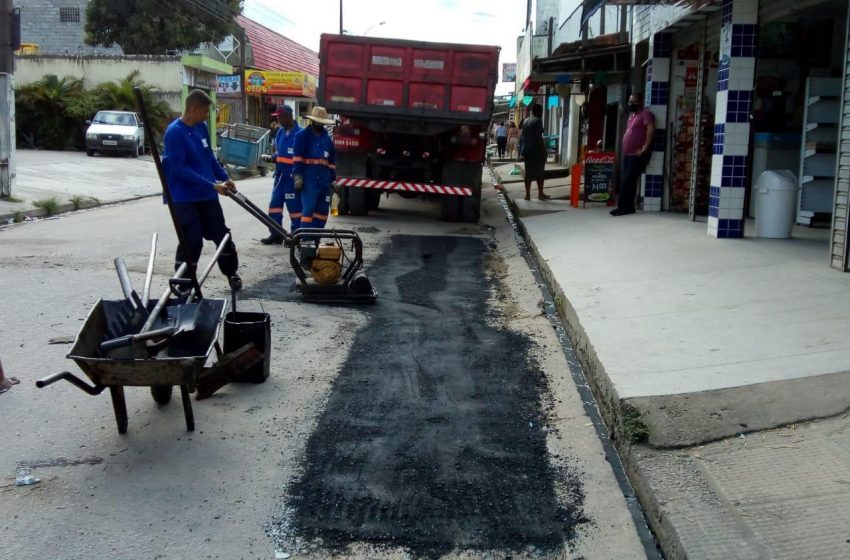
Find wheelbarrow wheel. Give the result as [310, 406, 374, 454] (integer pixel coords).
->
[151, 384, 173, 405]
[259, 166, 269, 177]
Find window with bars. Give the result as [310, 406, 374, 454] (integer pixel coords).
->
[59, 7, 80, 23]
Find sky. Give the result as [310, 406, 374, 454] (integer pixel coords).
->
[242, 0, 527, 95]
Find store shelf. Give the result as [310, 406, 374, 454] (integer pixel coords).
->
[806, 122, 837, 132]
[806, 95, 840, 106]
[798, 77, 841, 224]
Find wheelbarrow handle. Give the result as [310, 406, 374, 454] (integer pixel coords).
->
[36, 371, 106, 395]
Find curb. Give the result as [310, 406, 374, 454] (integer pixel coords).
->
[488, 159, 682, 560]
[0, 193, 161, 227]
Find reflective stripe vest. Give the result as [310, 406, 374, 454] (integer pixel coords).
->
[292, 126, 336, 189]
[275, 122, 301, 179]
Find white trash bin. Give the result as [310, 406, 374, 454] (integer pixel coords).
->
[755, 170, 798, 239]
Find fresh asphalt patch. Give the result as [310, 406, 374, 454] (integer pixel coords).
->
[268, 235, 588, 558]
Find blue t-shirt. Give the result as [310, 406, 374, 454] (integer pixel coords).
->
[162, 119, 229, 203]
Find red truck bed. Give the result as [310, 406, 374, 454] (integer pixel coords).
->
[318, 34, 499, 123]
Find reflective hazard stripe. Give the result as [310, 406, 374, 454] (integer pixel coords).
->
[335, 177, 474, 197]
[315, 213, 329, 221]
[276, 156, 293, 164]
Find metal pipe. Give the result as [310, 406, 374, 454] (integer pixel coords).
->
[197, 233, 232, 288]
[113, 257, 135, 304]
[142, 233, 158, 306]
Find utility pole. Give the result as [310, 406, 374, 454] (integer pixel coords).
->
[238, 24, 247, 124]
[339, 0, 343, 34]
[0, 0, 18, 197]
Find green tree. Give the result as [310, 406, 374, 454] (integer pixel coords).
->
[16, 75, 86, 149]
[85, 0, 243, 55]
[94, 71, 175, 137]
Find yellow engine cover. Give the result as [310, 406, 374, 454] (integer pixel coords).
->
[310, 244, 344, 285]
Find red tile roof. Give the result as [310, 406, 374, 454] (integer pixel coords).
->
[236, 15, 319, 77]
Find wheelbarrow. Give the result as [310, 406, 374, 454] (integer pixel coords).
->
[36, 297, 227, 434]
[36, 235, 264, 433]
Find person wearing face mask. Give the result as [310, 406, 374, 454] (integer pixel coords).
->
[292, 106, 336, 230]
[611, 91, 655, 216]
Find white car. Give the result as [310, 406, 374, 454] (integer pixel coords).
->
[85, 110, 145, 157]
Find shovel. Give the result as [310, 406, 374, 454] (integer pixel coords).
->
[99, 301, 199, 356]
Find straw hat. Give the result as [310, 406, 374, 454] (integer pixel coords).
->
[305, 106, 335, 125]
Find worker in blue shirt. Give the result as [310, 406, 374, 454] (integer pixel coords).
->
[162, 89, 241, 291]
[292, 106, 336, 230]
[262, 105, 302, 244]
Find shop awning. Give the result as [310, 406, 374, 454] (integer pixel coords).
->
[533, 33, 631, 78]
[581, 1, 714, 27]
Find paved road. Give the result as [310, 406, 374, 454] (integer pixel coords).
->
[0, 174, 648, 559]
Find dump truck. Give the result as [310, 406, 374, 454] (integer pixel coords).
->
[318, 34, 500, 222]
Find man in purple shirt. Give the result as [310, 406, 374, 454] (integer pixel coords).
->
[611, 92, 655, 216]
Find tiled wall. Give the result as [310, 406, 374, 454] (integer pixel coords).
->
[642, 32, 672, 212]
[707, 0, 758, 238]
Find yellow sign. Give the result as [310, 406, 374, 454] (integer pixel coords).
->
[244, 70, 317, 98]
[14, 43, 39, 55]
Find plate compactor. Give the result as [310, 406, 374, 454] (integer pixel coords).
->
[225, 191, 377, 304]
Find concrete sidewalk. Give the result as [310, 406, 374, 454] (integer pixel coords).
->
[492, 160, 850, 559]
[0, 150, 165, 223]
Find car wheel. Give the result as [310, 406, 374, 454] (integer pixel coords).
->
[137, 143, 144, 156]
[131, 145, 139, 158]
[86, 150, 94, 157]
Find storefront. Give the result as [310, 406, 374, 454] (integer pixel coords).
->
[243, 69, 317, 127]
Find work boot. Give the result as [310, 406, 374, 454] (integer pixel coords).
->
[228, 274, 243, 292]
[260, 235, 284, 245]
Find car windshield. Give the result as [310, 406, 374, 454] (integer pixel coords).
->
[92, 112, 136, 126]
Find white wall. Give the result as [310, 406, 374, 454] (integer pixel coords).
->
[15, 55, 183, 93]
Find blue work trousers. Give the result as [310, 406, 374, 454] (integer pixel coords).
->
[173, 200, 238, 277]
[300, 183, 331, 229]
[269, 173, 302, 235]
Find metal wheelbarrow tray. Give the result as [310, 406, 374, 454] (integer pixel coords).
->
[37, 297, 227, 434]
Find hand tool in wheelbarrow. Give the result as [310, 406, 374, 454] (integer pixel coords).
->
[224, 190, 377, 304]
[105, 256, 150, 341]
[98, 234, 233, 359]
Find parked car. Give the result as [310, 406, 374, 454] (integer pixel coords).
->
[85, 111, 145, 157]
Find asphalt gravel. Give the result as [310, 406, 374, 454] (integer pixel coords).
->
[273, 235, 588, 558]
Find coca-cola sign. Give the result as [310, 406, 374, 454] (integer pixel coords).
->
[584, 151, 616, 205]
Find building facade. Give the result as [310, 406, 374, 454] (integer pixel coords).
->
[517, 0, 850, 271]
[16, 0, 122, 56]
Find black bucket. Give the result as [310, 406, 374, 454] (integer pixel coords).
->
[223, 312, 271, 383]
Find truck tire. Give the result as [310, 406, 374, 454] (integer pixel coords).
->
[460, 190, 481, 223]
[348, 187, 369, 216]
[368, 190, 381, 210]
[337, 185, 350, 215]
[440, 160, 482, 222]
[440, 195, 461, 221]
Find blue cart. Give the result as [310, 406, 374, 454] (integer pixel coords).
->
[218, 123, 272, 177]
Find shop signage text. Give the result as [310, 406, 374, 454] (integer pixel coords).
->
[584, 151, 615, 204]
[216, 75, 241, 94]
[244, 70, 317, 97]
